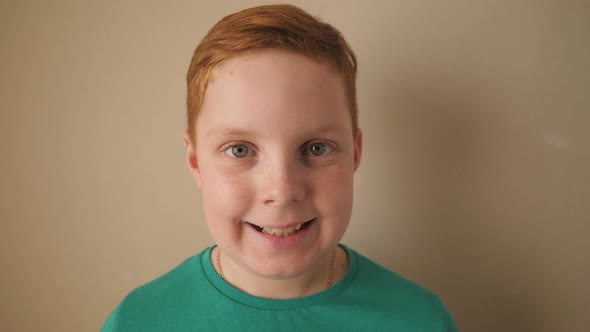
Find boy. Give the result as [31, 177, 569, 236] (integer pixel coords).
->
[101, 4, 457, 331]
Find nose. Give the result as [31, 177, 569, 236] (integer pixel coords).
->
[259, 156, 306, 206]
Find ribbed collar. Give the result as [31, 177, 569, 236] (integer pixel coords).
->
[201, 244, 358, 310]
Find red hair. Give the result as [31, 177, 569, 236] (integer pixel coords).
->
[186, 4, 358, 145]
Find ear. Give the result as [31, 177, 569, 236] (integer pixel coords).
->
[353, 128, 363, 172]
[183, 132, 202, 188]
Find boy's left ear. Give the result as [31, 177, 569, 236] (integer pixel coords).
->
[183, 132, 202, 188]
[354, 128, 363, 171]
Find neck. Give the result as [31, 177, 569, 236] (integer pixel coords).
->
[213, 246, 346, 300]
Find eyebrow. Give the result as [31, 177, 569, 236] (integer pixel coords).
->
[206, 123, 348, 137]
[206, 127, 255, 137]
[312, 123, 348, 134]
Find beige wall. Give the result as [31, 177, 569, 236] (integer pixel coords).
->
[1, 1, 588, 331]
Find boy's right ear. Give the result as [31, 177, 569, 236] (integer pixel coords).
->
[183, 132, 202, 188]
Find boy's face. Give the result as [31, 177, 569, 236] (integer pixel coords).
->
[184, 49, 362, 280]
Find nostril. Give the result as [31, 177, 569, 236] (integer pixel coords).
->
[260, 168, 306, 205]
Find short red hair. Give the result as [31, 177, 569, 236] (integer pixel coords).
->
[186, 4, 358, 145]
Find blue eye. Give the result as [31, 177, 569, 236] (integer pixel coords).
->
[306, 142, 332, 156]
[225, 144, 251, 158]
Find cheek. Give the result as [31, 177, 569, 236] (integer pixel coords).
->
[201, 166, 255, 220]
[313, 166, 355, 216]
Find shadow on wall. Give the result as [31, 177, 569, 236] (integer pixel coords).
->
[375, 73, 547, 332]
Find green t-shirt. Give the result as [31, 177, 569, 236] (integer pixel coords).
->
[101, 245, 457, 331]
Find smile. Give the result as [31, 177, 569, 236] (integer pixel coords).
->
[248, 218, 316, 237]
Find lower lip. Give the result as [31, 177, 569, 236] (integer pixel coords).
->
[247, 219, 316, 251]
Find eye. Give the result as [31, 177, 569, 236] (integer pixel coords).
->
[224, 144, 252, 158]
[305, 142, 333, 156]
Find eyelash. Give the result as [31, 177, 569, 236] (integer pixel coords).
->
[221, 140, 336, 158]
[301, 140, 334, 156]
[223, 143, 256, 158]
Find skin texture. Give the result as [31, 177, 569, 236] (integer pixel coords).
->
[184, 49, 362, 299]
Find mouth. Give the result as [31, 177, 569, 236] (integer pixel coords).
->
[247, 218, 316, 237]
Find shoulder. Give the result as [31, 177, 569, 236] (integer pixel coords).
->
[124, 252, 203, 304]
[343, 246, 457, 331]
[353, 248, 434, 299]
[102, 250, 210, 331]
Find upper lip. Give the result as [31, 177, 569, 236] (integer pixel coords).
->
[246, 218, 316, 229]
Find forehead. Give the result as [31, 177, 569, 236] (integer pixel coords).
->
[197, 49, 351, 138]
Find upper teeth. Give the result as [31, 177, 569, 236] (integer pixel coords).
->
[262, 222, 304, 237]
